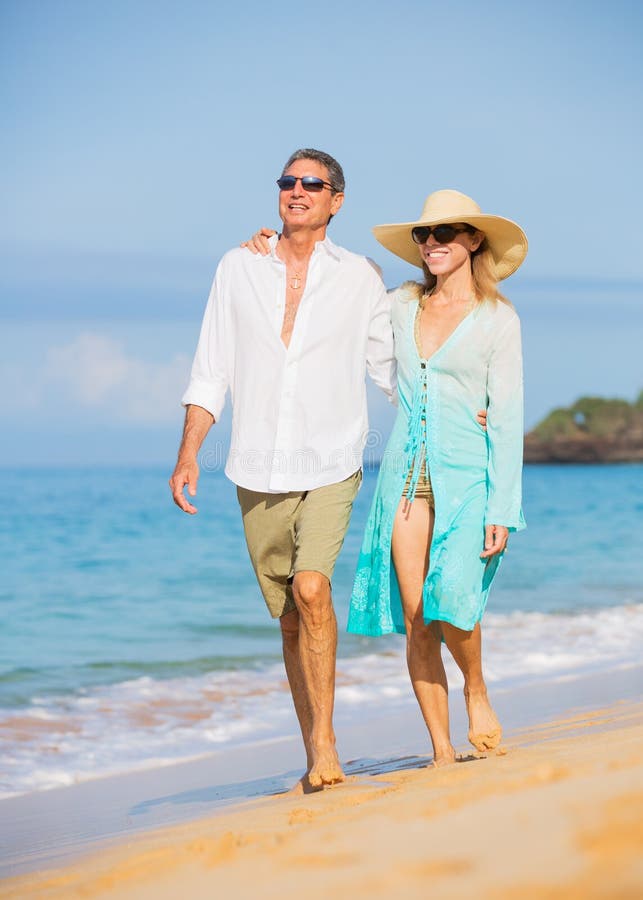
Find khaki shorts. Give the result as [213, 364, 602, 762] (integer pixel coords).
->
[237, 470, 362, 618]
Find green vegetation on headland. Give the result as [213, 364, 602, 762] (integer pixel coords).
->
[524, 392, 643, 462]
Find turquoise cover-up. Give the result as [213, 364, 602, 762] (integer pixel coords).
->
[347, 285, 526, 636]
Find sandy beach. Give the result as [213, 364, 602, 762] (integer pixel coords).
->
[2, 686, 642, 900]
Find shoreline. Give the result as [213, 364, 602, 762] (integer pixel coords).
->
[1, 696, 641, 899]
[1, 662, 641, 892]
[4, 604, 643, 803]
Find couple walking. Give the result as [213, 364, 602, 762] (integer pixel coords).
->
[169, 148, 527, 790]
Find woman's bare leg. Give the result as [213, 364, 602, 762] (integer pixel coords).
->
[440, 621, 502, 751]
[391, 497, 455, 765]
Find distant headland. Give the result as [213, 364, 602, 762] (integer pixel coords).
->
[524, 393, 643, 463]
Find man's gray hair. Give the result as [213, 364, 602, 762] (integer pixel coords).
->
[282, 148, 345, 193]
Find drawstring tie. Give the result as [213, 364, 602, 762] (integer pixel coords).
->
[404, 362, 430, 503]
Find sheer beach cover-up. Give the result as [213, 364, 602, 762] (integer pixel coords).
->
[347, 285, 526, 636]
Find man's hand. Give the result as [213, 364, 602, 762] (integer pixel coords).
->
[169, 405, 214, 514]
[477, 409, 488, 429]
[480, 524, 509, 559]
[241, 228, 276, 255]
[169, 456, 200, 514]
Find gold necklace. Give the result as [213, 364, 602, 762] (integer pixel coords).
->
[289, 273, 302, 290]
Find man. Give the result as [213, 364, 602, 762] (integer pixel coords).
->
[169, 149, 396, 790]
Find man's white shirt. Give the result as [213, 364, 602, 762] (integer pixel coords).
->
[182, 234, 396, 492]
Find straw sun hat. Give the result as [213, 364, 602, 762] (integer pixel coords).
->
[372, 189, 528, 280]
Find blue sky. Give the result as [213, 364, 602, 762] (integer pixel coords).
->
[2, 0, 642, 465]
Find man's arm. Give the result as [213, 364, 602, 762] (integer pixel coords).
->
[171, 259, 231, 514]
[169, 404, 215, 514]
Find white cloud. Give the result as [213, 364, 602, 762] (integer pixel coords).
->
[47, 334, 131, 403]
[33, 333, 192, 424]
[45, 333, 192, 424]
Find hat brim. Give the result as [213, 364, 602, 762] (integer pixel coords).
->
[372, 213, 528, 280]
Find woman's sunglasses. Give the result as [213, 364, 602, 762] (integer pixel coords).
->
[411, 223, 474, 245]
[276, 175, 334, 193]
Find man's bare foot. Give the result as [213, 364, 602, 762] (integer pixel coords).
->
[284, 773, 323, 796]
[307, 744, 345, 788]
[464, 685, 502, 752]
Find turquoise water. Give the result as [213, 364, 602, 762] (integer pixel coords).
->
[1, 464, 642, 796]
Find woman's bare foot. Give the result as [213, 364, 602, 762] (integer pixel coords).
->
[307, 743, 345, 788]
[464, 685, 502, 751]
[432, 750, 457, 768]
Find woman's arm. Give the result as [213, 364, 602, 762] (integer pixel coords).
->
[241, 228, 276, 254]
[484, 311, 526, 535]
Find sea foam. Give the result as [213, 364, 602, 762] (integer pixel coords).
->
[1, 603, 641, 799]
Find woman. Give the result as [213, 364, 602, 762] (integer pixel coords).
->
[347, 189, 527, 765]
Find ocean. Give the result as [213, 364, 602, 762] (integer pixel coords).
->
[1, 463, 642, 800]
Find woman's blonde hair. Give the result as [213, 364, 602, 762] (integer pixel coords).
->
[405, 233, 511, 306]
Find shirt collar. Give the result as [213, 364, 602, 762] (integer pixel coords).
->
[268, 233, 342, 262]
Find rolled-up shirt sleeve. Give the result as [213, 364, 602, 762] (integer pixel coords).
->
[181, 263, 230, 422]
[484, 311, 526, 531]
[365, 266, 398, 405]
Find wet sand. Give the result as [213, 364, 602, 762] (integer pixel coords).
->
[2, 692, 642, 899]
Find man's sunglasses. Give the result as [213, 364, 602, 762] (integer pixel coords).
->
[411, 223, 474, 245]
[276, 175, 335, 193]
